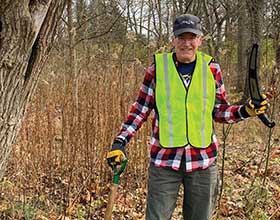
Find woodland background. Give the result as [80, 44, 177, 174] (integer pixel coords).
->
[0, 0, 279, 219]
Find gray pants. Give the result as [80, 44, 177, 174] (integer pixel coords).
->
[146, 161, 218, 220]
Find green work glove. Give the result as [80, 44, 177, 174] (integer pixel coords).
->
[245, 94, 269, 117]
[106, 139, 127, 168]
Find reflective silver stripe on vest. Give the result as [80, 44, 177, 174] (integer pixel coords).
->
[201, 53, 207, 147]
[163, 53, 173, 146]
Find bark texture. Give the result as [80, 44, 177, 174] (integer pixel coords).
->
[0, 0, 66, 180]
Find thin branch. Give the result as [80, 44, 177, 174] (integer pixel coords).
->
[267, 206, 280, 220]
[262, 92, 277, 187]
[261, 127, 273, 186]
[127, 22, 159, 38]
[75, 12, 107, 31]
[218, 124, 233, 209]
[60, 15, 68, 26]
[74, 9, 125, 46]
[183, 0, 194, 14]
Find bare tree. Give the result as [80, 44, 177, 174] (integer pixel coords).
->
[67, 0, 78, 110]
[0, 0, 66, 180]
[237, 0, 248, 92]
[202, 0, 227, 62]
[237, 0, 265, 100]
[270, 0, 280, 68]
[247, 0, 265, 43]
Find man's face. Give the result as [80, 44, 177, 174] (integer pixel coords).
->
[172, 32, 202, 63]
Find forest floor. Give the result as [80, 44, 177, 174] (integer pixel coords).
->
[0, 118, 279, 220]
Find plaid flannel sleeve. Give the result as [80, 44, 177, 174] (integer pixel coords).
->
[211, 62, 248, 123]
[115, 64, 156, 145]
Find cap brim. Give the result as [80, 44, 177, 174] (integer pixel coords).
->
[173, 28, 202, 36]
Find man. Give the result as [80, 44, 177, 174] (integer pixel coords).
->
[106, 14, 268, 220]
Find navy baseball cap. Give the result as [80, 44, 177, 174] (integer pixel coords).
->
[173, 14, 202, 36]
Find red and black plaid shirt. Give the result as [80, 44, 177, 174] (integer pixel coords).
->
[116, 55, 248, 172]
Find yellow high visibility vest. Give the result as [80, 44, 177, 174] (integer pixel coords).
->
[155, 52, 216, 148]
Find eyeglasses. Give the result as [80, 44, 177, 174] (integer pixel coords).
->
[176, 36, 198, 43]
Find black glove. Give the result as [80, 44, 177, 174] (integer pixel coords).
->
[106, 139, 127, 168]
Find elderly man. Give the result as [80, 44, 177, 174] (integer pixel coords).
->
[106, 14, 268, 220]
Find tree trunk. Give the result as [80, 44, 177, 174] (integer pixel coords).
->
[271, 0, 280, 70]
[247, 0, 264, 43]
[275, 34, 280, 69]
[67, 0, 77, 78]
[0, 0, 66, 180]
[153, 0, 163, 47]
[212, 0, 224, 64]
[239, 0, 264, 102]
[237, 0, 247, 92]
[202, 0, 215, 56]
[67, 0, 78, 110]
[139, 0, 144, 36]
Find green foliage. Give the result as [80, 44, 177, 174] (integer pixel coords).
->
[21, 203, 36, 220]
[76, 204, 87, 219]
